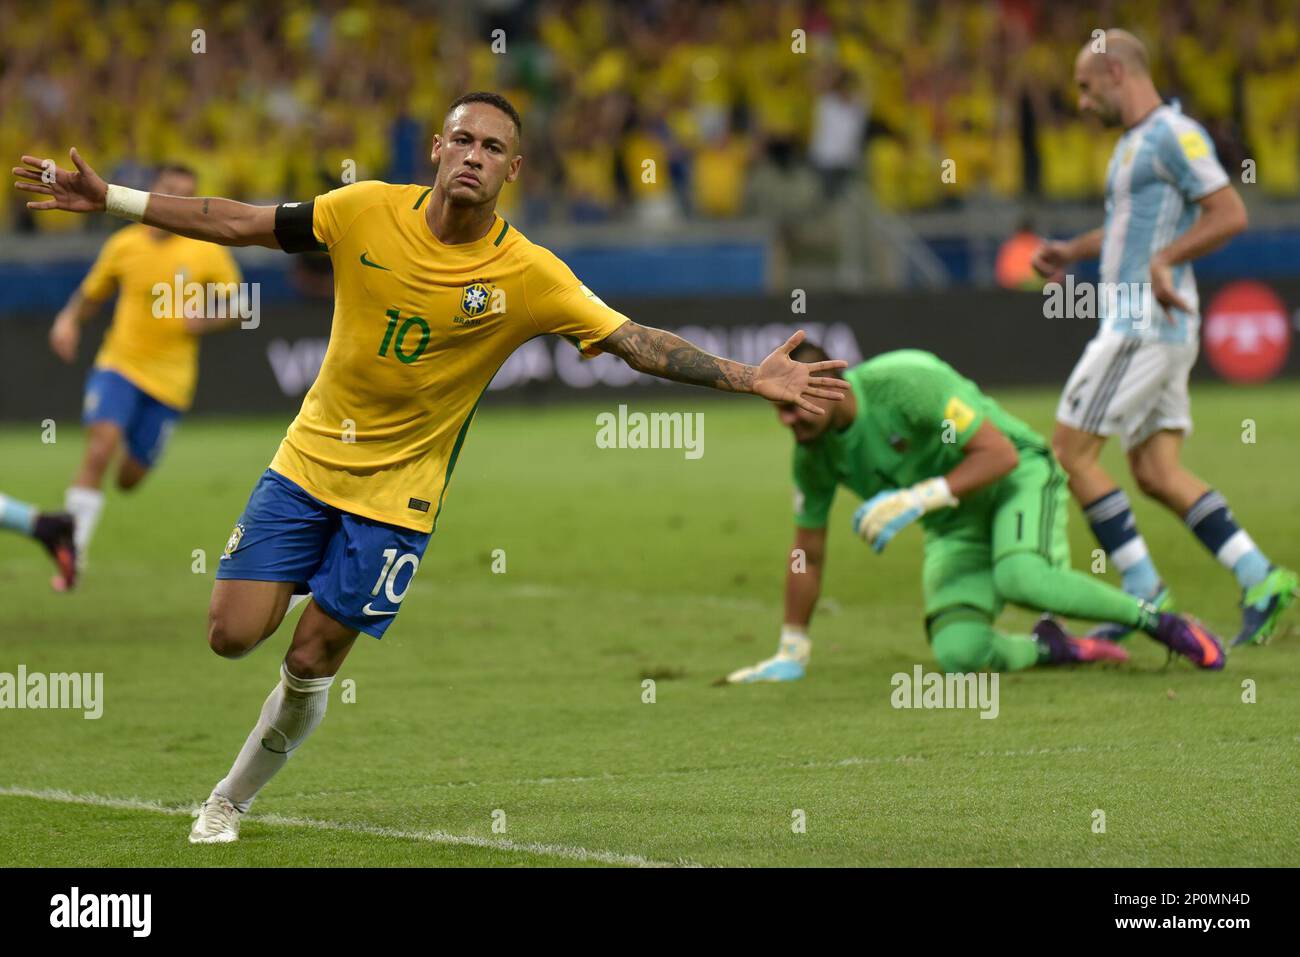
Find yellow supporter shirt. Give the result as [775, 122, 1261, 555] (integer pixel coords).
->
[80, 225, 243, 411]
[269, 181, 632, 533]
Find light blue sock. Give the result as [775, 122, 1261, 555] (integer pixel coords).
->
[1085, 489, 1161, 599]
[0, 493, 38, 535]
[1120, 555, 1161, 599]
[1184, 490, 1270, 592]
[1232, 549, 1271, 594]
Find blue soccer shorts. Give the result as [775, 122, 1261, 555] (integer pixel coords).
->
[82, 367, 182, 468]
[215, 469, 431, 638]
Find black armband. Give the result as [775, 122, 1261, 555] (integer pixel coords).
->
[273, 200, 322, 254]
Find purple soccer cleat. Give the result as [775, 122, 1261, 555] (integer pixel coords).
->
[1151, 613, 1225, 670]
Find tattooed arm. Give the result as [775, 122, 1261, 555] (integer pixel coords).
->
[598, 322, 850, 414]
[599, 321, 754, 391]
[14, 149, 280, 248]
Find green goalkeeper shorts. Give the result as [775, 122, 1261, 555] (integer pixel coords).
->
[921, 448, 1070, 622]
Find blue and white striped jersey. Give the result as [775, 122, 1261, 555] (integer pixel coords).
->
[1100, 102, 1230, 344]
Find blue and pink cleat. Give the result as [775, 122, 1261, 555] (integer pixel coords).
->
[1034, 617, 1130, 664]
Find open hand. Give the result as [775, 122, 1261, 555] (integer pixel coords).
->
[753, 330, 850, 415]
[13, 148, 107, 213]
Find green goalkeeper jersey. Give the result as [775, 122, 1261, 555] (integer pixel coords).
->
[792, 350, 1048, 532]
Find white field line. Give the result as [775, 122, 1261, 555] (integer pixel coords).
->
[0, 786, 696, 868]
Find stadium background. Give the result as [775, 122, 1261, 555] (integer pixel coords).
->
[2, 0, 1298, 413]
[1, 0, 1299, 871]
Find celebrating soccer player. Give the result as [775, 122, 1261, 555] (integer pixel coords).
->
[1032, 29, 1295, 649]
[14, 92, 849, 843]
[725, 346, 1227, 684]
[45, 163, 244, 588]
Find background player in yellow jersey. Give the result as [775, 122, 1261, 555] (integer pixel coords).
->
[15, 92, 849, 843]
[47, 164, 243, 588]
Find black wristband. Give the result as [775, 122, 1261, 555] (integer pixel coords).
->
[273, 200, 320, 254]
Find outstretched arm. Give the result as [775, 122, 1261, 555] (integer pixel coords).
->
[14, 149, 280, 248]
[598, 322, 849, 415]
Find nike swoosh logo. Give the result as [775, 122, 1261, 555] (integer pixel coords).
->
[1185, 619, 1222, 667]
[360, 251, 390, 271]
[362, 602, 397, 617]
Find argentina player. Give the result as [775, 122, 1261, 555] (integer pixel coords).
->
[1033, 29, 1295, 649]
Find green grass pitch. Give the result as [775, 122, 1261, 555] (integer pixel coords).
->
[1, 382, 1298, 867]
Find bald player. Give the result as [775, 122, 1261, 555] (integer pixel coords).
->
[15, 91, 849, 843]
[1032, 29, 1295, 650]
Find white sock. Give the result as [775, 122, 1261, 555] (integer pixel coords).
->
[779, 625, 811, 664]
[214, 662, 334, 812]
[64, 486, 104, 568]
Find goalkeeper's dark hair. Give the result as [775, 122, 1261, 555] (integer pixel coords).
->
[446, 91, 523, 138]
[790, 340, 842, 378]
[153, 162, 196, 185]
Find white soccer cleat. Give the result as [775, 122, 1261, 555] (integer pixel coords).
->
[189, 792, 242, 844]
[725, 630, 812, 683]
[726, 654, 807, 683]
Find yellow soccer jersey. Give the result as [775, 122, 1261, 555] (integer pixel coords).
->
[269, 181, 632, 533]
[80, 225, 243, 411]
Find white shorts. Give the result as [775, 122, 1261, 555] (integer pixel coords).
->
[1056, 332, 1198, 451]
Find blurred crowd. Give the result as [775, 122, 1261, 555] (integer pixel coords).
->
[3, 0, 1298, 235]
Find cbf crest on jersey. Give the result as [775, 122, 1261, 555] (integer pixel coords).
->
[461, 282, 491, 317]
[456, 280, 504, 327]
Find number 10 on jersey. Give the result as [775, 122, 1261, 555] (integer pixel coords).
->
[378, 308, 431, 364]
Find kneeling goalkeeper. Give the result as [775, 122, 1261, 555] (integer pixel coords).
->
[727, 346, 1226, 682]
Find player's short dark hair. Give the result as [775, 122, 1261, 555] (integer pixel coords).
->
[153, 163, 196, 185]
[790, 340, 841, 377]
[446, 91, 523, 139]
